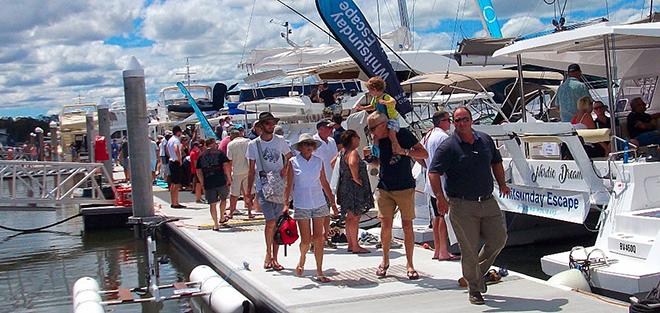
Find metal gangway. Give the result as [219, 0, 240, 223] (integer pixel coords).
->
[0, 160, 115, 208]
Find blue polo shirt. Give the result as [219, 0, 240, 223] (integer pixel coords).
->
[429, 130, 502, 198]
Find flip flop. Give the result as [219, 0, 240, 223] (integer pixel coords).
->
[376, 264, 389, 277]
[407, 270, 420, 280]
[315, 275, 331, 283]
[437, 255, 461, 261]
[352, 249, 371, 254]
[263, 261, 272, 270]
[272, 262, 284, 271]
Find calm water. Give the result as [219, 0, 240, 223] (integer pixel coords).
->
[0, 206, 209, 313]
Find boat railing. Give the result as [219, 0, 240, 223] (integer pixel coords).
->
[0, 160, 115, 208]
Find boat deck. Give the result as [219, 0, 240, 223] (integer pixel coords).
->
[152, 189, 627, 312]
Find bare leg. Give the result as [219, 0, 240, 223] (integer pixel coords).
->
[401, 219, 415, 272]
[229, 195, 238, 218]
[380, 217, 393, 268]
[209, 202, 219, 229]
[312, 217, 327, 278]
[264, 220, 277, 266]
[170, 184, 180, 206]
[296, 219, 312, 276]
[348, 212, 368, 252]
[433, 216, 455, 259]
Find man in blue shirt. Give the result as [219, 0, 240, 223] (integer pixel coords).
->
[428, 107, 510, 305]
[556, 64, 591, 122]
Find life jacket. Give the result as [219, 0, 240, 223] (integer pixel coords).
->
[274, 213, 298, 256]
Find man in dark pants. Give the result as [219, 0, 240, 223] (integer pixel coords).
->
[428, 107, 510, 305]
[367, 111, 428, 280]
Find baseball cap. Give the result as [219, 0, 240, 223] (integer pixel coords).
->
[567, 64, 581, 72]
[316, 119, 333, 129]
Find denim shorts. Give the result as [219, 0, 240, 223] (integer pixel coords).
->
[387, 119, 400, 132]
[257, 191, 283, 221]
[293, 204, 330, 220]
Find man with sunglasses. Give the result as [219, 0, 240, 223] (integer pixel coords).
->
[428, 107, 510, 305]
[420, 111, 458, 262]
[246, 112, 293, 271]
[366, 111, 428, 280]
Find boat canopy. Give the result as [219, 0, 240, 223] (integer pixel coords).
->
[400, 70, 563, 93]
[493, 22, 660, 78]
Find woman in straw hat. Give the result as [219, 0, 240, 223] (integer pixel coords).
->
[283, 133, 339, 283]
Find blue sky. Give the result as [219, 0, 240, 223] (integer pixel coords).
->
[0, 0, 656, 118]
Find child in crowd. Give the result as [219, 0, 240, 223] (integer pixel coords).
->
[361, 76, 403, 164]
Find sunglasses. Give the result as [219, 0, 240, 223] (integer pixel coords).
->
[368, 122, 385, 131]
[453, 117, 471, 123]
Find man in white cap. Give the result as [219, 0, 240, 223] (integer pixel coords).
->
[313, 119, 338, 248]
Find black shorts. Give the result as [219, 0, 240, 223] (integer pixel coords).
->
[206, 186, 229, 204]
[169, 161, 185, 185]
[430, 196, 441, 217]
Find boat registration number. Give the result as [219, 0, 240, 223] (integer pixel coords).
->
[619, 243, 636, 254]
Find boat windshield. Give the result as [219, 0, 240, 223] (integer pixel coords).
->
[161, 86, 211, 103]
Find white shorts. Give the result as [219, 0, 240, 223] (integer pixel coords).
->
[230, 173, 250, 197]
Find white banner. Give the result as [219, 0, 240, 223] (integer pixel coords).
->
[495, 184, 590, 224]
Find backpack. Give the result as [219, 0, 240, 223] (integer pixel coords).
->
[274, 213, 298, 256]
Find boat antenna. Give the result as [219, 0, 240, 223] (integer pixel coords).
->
[274, 0, 418, 75]
[176, 58, 196, 87]
[269, 19, 300, 48]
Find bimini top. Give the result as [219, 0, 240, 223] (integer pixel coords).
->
[400, 70, 563, 93]
[493, 22, 660, 77]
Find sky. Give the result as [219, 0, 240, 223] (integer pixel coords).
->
[0, 0, 656, 118]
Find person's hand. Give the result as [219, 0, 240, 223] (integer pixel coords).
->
[331, 204, 339, 217]
[244, 196, 253, 208]
[226, 178, 232, 187]
[352, 178, 363, 186]
[280, 167, 287, 177]
[499, 184, 511, 197]
[435, 196, 449, 216]
[283, 202, 290, 215]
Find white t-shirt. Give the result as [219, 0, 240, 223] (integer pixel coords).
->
[227, 137, 250, 176]
[149, 140, 158, 165]
[167, 135, 182, 162]
[159, 139, 168, 157]
[312, 133, 337, 181]
[246, 135, 291, 189]
[422, 127, 449, 196]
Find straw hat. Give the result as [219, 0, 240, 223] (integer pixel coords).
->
[291, 133, 322, 150]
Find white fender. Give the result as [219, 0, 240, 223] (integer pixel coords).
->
[190, 265, 253, 313]
[72, 277, 103, 313]
[547, 269, 592, 292]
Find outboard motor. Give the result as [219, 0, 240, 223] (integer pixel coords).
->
[210, 82, 228, 110]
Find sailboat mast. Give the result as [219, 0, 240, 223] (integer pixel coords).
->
[397, 0, 412, 50]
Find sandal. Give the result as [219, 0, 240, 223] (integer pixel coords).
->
[407, 270, 420, 280]
[315, 275, 331, 283]
[271, 262, 284, 271]
[263, 261, 273, 270]
[376, 263, 389, 277]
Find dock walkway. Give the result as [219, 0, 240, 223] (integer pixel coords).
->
[152, 189, 627, 312]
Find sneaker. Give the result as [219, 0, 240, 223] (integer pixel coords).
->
[196, 199, 207, 204]
[324, 240, 337, 249]
[468, 291, 485, 305]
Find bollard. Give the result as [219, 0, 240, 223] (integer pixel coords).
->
[122, 56, 154, 218]
[85, 111, 96, 163]
[97, 97, 113, 177]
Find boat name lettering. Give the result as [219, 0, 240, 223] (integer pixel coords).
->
[330, 2, 389, 80]
[619, 242, 636, 254]
[502, 187, 579, 211]
[531, 164, 582, 184]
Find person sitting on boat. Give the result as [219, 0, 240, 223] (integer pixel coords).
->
[568, 96, 608, 158]
[283, 133, 339, 283]
[593, 100, 611, 129]
[317, 82, 337, 108]
[360, 76, 405, 164]
[557, 63, 591, 122]
[627, 97, 660, 146]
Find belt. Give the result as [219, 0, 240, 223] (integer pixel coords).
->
[447, 193, 493, 202]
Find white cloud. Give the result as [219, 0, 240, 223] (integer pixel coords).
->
[501, 16, 546, 38]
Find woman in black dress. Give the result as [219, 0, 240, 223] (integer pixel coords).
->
[337, 130, 374, 254]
